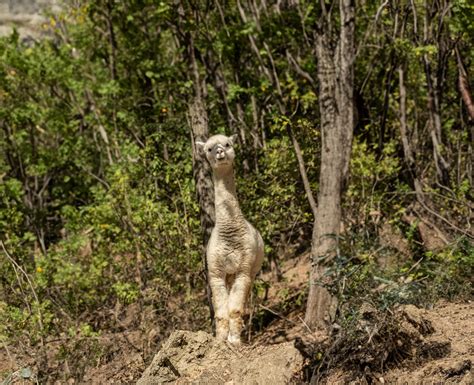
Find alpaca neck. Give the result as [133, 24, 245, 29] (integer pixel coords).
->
[213, 168, 243, 223]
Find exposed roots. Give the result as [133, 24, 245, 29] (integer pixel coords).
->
[310, 304, 451, 383]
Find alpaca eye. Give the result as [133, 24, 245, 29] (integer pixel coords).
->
[208, 148, 212, 152]
[226, 143, 230, 147]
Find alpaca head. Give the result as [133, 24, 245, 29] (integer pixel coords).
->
[196, 134, 238, 172]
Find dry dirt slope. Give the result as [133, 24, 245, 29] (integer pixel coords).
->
[133, 301, 473, 385]
[379, 301, 473, 385]
[134, 253, 473, 385]
[136, 330, 305, 384]
[0, 252, 472, 384]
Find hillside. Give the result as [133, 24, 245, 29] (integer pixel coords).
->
[1, 252, 472, 384]
[133, 303, 473, 385]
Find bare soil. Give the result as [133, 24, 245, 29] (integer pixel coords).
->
[320, 301, 473, 384]
[137, 330, 304, 384]
[382, 301, 473, 385]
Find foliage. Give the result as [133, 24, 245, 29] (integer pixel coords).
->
[326, 234, 473, 316]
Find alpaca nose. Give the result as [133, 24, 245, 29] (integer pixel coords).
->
[216, 148, 225, 159]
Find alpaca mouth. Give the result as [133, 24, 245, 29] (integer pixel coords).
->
[214, 160, 231, 169]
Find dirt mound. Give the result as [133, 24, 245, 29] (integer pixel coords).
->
[137, 330, 305, 384]
[319, 301, 473, 384]
[383, 302, 473, 384]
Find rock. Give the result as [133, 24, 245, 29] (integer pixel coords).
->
[137, 330, 305, 385]
[397, 304, 435, 336]
[0, 0, 60, 38]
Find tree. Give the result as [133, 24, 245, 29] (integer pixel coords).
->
[305, 0, 355, 329]
[175, 1, 216, 323]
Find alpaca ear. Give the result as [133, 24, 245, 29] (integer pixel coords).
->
[229, 134, 238, 145]
[195, 141, 206, 153]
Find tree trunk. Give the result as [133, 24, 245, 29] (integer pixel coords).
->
[184, 22, 216, 324]
[287, 125, 318, 218]
[422, 0, 450, 185]
[398, 66, 415, 170]
[190, 99, 215, 247]
[190, 96, 215, 326]
[305, 0, 355, 330]
[396, 11, 415, 175]
[456, 47, 474, 121]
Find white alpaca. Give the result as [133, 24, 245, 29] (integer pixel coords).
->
[196, 134, 264, 345]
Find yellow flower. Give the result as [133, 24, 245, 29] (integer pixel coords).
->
[36, 267, 43, 273]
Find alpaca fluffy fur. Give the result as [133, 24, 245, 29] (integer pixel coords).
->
[196, 134, 264, 345]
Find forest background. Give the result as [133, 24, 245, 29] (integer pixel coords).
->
[0, 0, 473, 382]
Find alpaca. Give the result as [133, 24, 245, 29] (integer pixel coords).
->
[196, 134, 264, 345]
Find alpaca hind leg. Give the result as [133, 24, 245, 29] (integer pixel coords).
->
[210, 277, 229, 340]
[228, 274, 251, 345]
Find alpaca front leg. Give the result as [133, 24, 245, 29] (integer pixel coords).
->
[228, 274, 251, 345]
[210, 277, 229, 340]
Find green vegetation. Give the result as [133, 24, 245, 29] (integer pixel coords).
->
[0, 0, 472, 381]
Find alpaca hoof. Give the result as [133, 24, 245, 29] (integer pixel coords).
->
[227, 334, 242, 346]
[216, 330, 229, 341]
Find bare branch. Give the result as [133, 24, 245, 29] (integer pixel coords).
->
[375, 0, 389, 23]
[1, 240, 44, 346]
[286, 50, 316, 88]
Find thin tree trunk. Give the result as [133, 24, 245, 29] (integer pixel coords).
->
[397, 7, 415, 176]
[184, 23, 215, 325]
[190, 99, 215, 248]
[456, 47, 474, 121]
[287, 125, 317, 218]
[398, 65, 415, 171]
[250, 92, 262, 173]
[422, 0, 450, 185]
[190, 98, 215, 327]
[338, 0, 356, 184]
[379, 57, 396, 156]
[237, 1, 317, 220]
[305, 0, 355, 330]
[424, 56, 450, 185]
